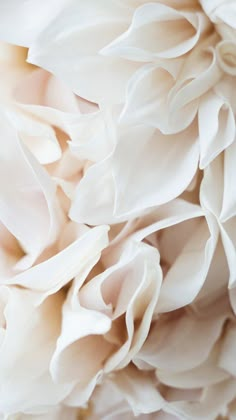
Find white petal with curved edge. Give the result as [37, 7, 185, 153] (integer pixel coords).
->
[0, 0, 68, 47]
[168, 379, 236, 420]
[198, 91, 235, 169]
[0, 110, 62, 269]
[8, 226, 109, 299]
[27, 0, 138, 104]
[132, 199, 203, 242]
[0, 287, 71, 415]
[50, 305, 112, 384]
[101, 3, 210, 61]
[120, 61, 182, 133]
[156, 345, 229, 389]
[104, 241, 162, 371]
[69, 159, 119, 225]
[134, 309, 225, 372]
[112, 124, 199, 216]
[79, 240, 162, 372]
[112, 365, 165, 416]
[7, 106, 62, 165]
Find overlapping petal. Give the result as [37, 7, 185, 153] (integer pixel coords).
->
[0, 287, 71, 415]
[0, 0, 234, 418]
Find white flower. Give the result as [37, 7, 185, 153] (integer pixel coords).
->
[0, 0, 235, 418]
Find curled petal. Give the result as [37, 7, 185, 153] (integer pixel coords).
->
[101, 3, 211, 60]
[216, 40, 236, 75]
[198, 90, 235, 169]
[80, 240, 162, 371]
[132, 199, 203, 242]
[0, 111, 63, 269]
[120, 60, 182, 133]
[157, 214, 218, 312]
[27, 0, 138, 104]
[168, 38, 222, 132]
[50, 305, 112, 384]
[8, 225, 109, 299]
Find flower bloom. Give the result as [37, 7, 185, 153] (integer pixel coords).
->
[0, 1, 235, 419]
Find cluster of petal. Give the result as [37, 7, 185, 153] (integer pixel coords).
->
[0, 0, 235, 419]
